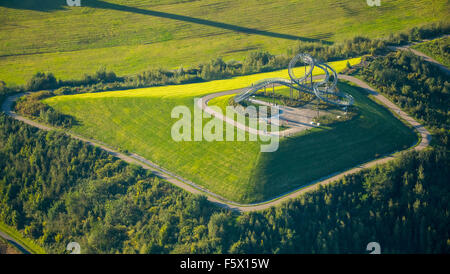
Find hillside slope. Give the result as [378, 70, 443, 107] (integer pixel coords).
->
[43, 59, 417, 203]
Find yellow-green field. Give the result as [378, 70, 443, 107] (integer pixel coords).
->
[0, 0, 448, 85]
[43, 58, 417, 203]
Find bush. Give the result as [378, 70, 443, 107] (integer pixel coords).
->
[27, 72, 58, 91]
[14, 90, 76, 128]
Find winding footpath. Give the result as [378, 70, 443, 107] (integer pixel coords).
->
[2, 76, 431, 215]
[2, 42, 442, 220]
[198, 87, 318, 138]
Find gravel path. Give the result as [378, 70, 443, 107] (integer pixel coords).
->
[388, 35, 450, 75]
[2, 75, 431, 212]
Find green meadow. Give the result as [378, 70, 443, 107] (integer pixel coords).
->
[43, 59, 417, 203]
[0, 0, 448, 85]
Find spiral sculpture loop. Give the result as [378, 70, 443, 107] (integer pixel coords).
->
[234, 53, 353, 107]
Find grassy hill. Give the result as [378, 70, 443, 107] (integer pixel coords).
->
[0, 0, 448, 85]
[43, 58, 417, 203]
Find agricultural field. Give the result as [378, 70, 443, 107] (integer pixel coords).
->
[0, 0, 448, 85]
[411, 36, 450, 67]
[43, 58, 417, 203]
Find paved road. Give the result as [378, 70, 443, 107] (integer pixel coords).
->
[199, 73, 432, 147]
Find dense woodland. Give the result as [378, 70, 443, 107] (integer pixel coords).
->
[0, 23, 449, 254]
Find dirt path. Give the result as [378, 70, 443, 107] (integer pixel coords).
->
[1, 75, 432, 213]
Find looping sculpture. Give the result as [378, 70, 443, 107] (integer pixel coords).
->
[234, 53, 354, 107]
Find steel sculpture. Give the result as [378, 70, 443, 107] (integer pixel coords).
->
[234, 53, 353, 107]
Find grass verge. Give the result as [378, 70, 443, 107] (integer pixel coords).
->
[0, 222, 46, 254]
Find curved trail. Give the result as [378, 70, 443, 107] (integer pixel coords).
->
[2, 74, 431, 212]
[0, 229, 31, 254]
[397, 46, 450, 75]
[389, 35, 450, 75]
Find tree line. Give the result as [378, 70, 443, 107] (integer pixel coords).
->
[362, 50, 449, 150]
[7, 21, 449, 129]
[13, 91, 76, 128]
[1, 22, 448, 96]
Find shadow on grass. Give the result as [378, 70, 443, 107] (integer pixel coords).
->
[249, 82, 418, 202]
[0, 0, 332, 44]
[0, 0, 67, 12]
[87, 0, 330, 43]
